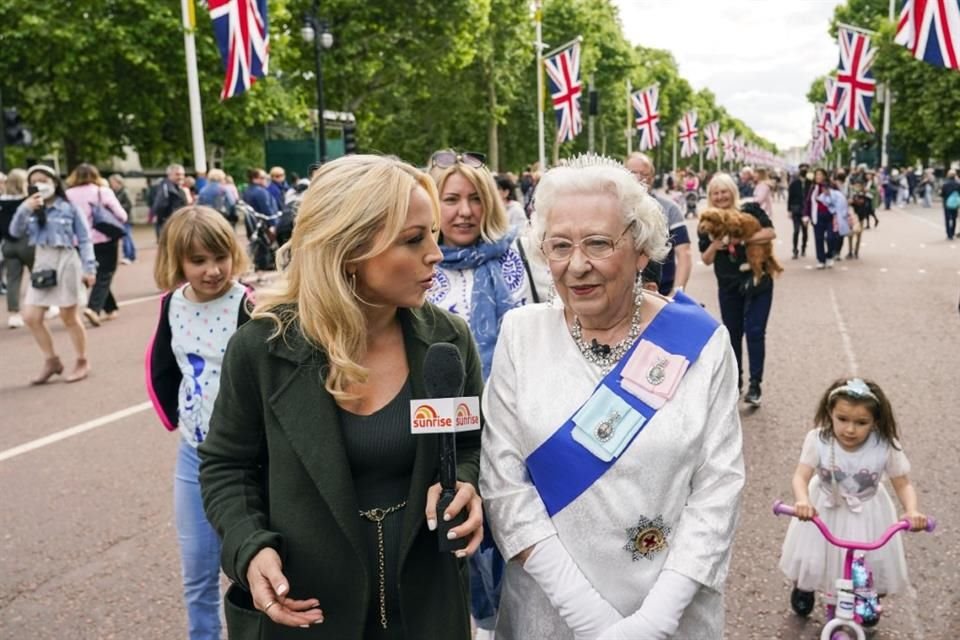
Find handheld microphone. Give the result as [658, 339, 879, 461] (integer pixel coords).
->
[423, 342, 468, 552]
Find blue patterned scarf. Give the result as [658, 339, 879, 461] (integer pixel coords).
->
[440, 229, 519, 379]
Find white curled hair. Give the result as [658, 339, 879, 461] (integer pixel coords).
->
[532, 154, 670, 263]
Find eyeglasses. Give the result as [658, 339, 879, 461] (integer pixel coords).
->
[430, 150, 486, 170]
[541, 221, 636, 262]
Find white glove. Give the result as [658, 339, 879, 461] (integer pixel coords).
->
[597, 570, 699, 640]
[523, 535, 623, 639]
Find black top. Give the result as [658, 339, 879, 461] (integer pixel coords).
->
[0, 195, 26, 241]
[340, 379, 416, 640]
[698, 202, 773, 293]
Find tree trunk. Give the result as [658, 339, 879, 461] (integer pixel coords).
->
[487, 72, 499, 172]
[65, 138, 80, 174]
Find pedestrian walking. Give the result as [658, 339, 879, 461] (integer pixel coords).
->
[787, 165, 811, 259]
[779, 377, 928, 617]
[10, 165, 96, 383]
[699, 173, 777, 406]
[108, 174, 136, 264]
[803, 168, 836, 269]
[817, 173, 851, 262]
[199, 155, 483, 639]
[1, 168, 33, 328]
[196, 168, 238, 226]
[752, 167, 774, 217]
[480, 155, 744, 640]
[625, 152, 693, 296]
[940, 169, 959, 240]
[66, 164, 128, 327]
[919, 169, 934, 208]
[146, 206, 252, 640]
[151, 164, 189, 237]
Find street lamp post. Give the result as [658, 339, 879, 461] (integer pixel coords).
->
[302, 1, 333, 164]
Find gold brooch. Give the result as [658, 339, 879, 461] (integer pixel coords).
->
[624, 514, 671, 561]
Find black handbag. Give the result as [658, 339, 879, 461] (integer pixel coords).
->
[31, 269, 57, 289]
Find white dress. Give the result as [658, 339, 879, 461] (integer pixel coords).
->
[779, 429, 911, 595]
[480, 303, 745, 640]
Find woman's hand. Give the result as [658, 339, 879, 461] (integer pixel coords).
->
[902, 510, 928, 532]
[245, 547, 324, 628]
[794, 501, 818, 521]
[425, 480, 483, 558]
[82, 273, 96, 288]
[26, 193, 44, 211]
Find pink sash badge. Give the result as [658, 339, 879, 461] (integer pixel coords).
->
[620, 340, 689, 408]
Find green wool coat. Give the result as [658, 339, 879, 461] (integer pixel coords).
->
[199, 304, 483, 639]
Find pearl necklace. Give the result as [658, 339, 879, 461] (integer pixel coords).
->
[570, 290, 644, 375]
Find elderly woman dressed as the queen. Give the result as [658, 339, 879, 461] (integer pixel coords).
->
[480, 155, 745, 639]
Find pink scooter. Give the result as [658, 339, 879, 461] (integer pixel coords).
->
[773, 500, 936, 640]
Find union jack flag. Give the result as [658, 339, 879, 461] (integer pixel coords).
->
[815, 104, 834, 153]
[835, 28, 876, 133]
[734, 136, 746, 162]
[824, 77, 846, 141]
[678, 111, 698, 158]
[209, 0, 269, 100]
[632, 85, 661, 150]
[704, 122, 720, 160]
[545, 42, 583, 144]
[895, 0, 960, 69]
[721, 131, 737, 162]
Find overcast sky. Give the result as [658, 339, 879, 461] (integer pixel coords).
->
[612, 0, 844, 150]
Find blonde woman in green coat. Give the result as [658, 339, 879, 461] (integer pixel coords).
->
[200, 155, 484, 639]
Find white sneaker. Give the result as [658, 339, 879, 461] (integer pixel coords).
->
[45, 305, 60, 320]
[120, 258, 133, 265]
[816, 262, 827, 270]
[825, 259, 835, 268]
[7, 313, 24, 328]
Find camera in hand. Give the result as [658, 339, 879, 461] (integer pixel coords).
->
[27, 184, 47, 227]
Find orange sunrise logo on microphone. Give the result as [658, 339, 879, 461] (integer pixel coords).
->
[413, 404, 452, 428]
[455, 403, 480, 428]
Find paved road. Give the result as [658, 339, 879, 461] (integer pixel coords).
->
[1, 202, 957, 639]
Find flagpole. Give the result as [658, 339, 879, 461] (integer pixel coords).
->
[698, 127, 703, 173]
[535, 1, 545, 171]
[181, 0, 207, 174]
[672, 125, 677, 174]
[588, 74, 595, 153]
[880, 0, 894, 169]
[625, 79, 632, 155]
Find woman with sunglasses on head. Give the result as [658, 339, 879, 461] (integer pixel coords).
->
[426, 149, 536, 635]
[480, 154, 744, 640]
[427, 150, 535, 379]
[199, 155, 484, 639]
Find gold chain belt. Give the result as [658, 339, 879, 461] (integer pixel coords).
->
[359, 500, 407, 629]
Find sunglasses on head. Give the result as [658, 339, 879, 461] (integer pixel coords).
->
[430, 150, 486, 170]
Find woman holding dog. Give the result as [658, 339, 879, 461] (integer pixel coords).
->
[699, 173, 777, 407]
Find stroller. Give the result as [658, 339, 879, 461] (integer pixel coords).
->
[239, 201, 278, 271]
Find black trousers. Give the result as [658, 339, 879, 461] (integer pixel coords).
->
[89, 239, 119, 313]
[790, 212, 808, 255]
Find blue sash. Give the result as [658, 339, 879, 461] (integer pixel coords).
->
[525, 292, 719, 516]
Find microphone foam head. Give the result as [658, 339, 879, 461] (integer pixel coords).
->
[423, 343, 465, 398]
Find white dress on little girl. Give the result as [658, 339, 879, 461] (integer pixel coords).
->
[779, 429, 911, 595]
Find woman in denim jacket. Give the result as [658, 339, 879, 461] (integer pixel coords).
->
[9, 165, 96, 383]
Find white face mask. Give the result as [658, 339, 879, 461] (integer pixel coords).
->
[35, 182, 56, 199]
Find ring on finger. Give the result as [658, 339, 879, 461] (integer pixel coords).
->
[263, 600, 278, 613]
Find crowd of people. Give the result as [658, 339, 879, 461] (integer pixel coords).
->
[1, 149, 939, 639]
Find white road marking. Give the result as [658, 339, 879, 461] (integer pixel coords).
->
[880, 268, 888, 273]
[829, 288, 858, 376]
[117, 293, 163, 308]
[920, 243, 927, 248]
[907, 212, 943, 230]
[890, 243, 897, 248]
[0, 402, 152, 463]
[918, 269, 927, 274]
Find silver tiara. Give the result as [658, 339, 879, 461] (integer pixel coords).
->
[828, 378, 878, 402]
[561, 152, 628, 172]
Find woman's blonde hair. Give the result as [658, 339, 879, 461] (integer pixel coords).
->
[532, 161, 670, 263]
[254, 154, 440, 401]
[706, 172, 741, 210]
[207, 168, 226, 182]
[66, 163, 102, 187]
[4, 168, 27, 196]
[153, 206, 249, 291]
[429, 160, 507, 244]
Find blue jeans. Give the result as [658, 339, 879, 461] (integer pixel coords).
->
[174, 440, 222, 640]
[122, 222, 136, 261]
[718, 284, 773, 386]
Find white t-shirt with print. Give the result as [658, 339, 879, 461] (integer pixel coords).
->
[169, 281, 246, 447]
